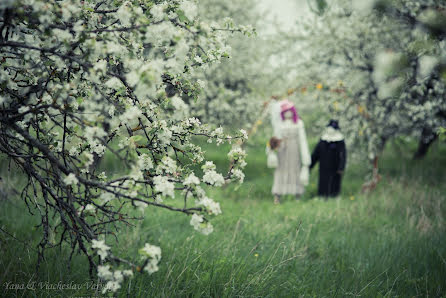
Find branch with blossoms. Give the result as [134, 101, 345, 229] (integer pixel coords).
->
[0, 0, 251, 293]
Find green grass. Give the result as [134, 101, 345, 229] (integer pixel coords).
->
[1, 135, 445, 297]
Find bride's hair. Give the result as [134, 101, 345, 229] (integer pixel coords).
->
[280, 106, 298, 123]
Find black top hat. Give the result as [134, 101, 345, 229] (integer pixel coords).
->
[327, 119, 340, 130]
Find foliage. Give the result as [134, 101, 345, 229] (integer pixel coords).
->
[0, 0, 251, 292]
[1, 135, 445, 296]
[188, 0, 289, 127]
[299, 0, 446, 161]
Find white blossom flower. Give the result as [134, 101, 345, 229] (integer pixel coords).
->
[105, 77, 123, 90]
[113, 270, 124, 283]
[92, 239, 111, 260]
[78, 204, 96, 214]
[158, 128, 172, 145]
[168, 11, 178, 20]
[68, 146, 78, 156]
[143, 259, 160, 274]
[53, 28, 72, 41]
[93, 59, 107, 73]
[231, 169, 245, 183]
[105, 281, 121, 293]
[73, 20, 84, 33]
[185, 117, 201, 127]
[139, 243, 162, 261]
[203, 170, 225, 186]
[150, 3, 166, 22]
[63, 173, 78, 186]
[156, 156, 177, 174]
[134, 200, 148, 212]
[137, 154, 153, 171]
[228, 147, 246, 161]
[98, 172, 107, 180]
[91, 143, 106, 156]
[190, 214, 213, 235]
[120, 106, 142, 123]
[123, 270, 133, 277]
[197, 79, 206, 88]
[117, 3, 132, 26]
[194, 56, 203, 64]
[100, 192, 115, 204]
[179, 0, 198, 20]
[97, 265, 113, 280]
[201, 161, 216, 171]
[129, 165, 143, 181]
[239, 129, 248, 140]
[153, 175, 175, 198]
[190, 213, 203, 229]
[184, 173, 200, 186]
[18, 106, 30, 114]
[418, 55, 438, 78]
[197, 197, 221, 215]
[108, 105, 115, 117]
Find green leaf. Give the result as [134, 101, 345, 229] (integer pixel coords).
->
[130, 135, 144, 143]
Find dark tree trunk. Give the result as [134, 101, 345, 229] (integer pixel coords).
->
[361, 156, 381, 193]
[413, 128, 438, 160]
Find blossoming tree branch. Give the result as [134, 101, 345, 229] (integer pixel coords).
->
[0, 0, 252, 292]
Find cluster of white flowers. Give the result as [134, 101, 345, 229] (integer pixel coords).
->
[184, 173, 200, 186]
[190, 213, 213, 235]
[139, 243, 162, 274]
[197, 197, 221, 215]
[201, 161, 225, 186]
[179, 0, 198, 21]
[153, 176, 175, 198]
[156, 156, 177, 174]
[63, 173, 78, 186]
[230, 168, 245, 184]
[239, 129, 248, 140]
[100, 192, 115, 204]
[116, 2, 135, 27]
[418, 55, 439, 79]
[150, 3, 167, 22]
[119, 106, 143, 124]
[201, 161, 216, 171]
[184, 117, 201, 128]
[80, 152, 94, 173]
[97, 265, 133, 293]
[92, 239, 111, 261]
[228, 146, 247, 166]
[157, 122, 173, 146]
[137, 154, 154, 171]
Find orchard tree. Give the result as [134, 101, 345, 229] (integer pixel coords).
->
[294, 0, 446, 188]
[186, 0, 290, 127]
[0, 0, 249, 293]
[363, 0, 446, 158]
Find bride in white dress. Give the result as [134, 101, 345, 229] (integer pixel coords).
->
[272, 100, 311, 204]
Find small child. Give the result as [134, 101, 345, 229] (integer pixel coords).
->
[310, 120, 347, 198]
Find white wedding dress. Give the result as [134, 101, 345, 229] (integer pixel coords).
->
[272, 119, 311, 195]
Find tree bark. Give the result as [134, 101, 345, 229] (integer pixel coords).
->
[361, 156, 382, 193]
[413, 128, 438, 160]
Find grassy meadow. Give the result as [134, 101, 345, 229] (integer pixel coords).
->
[1, 128, 446, 297]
